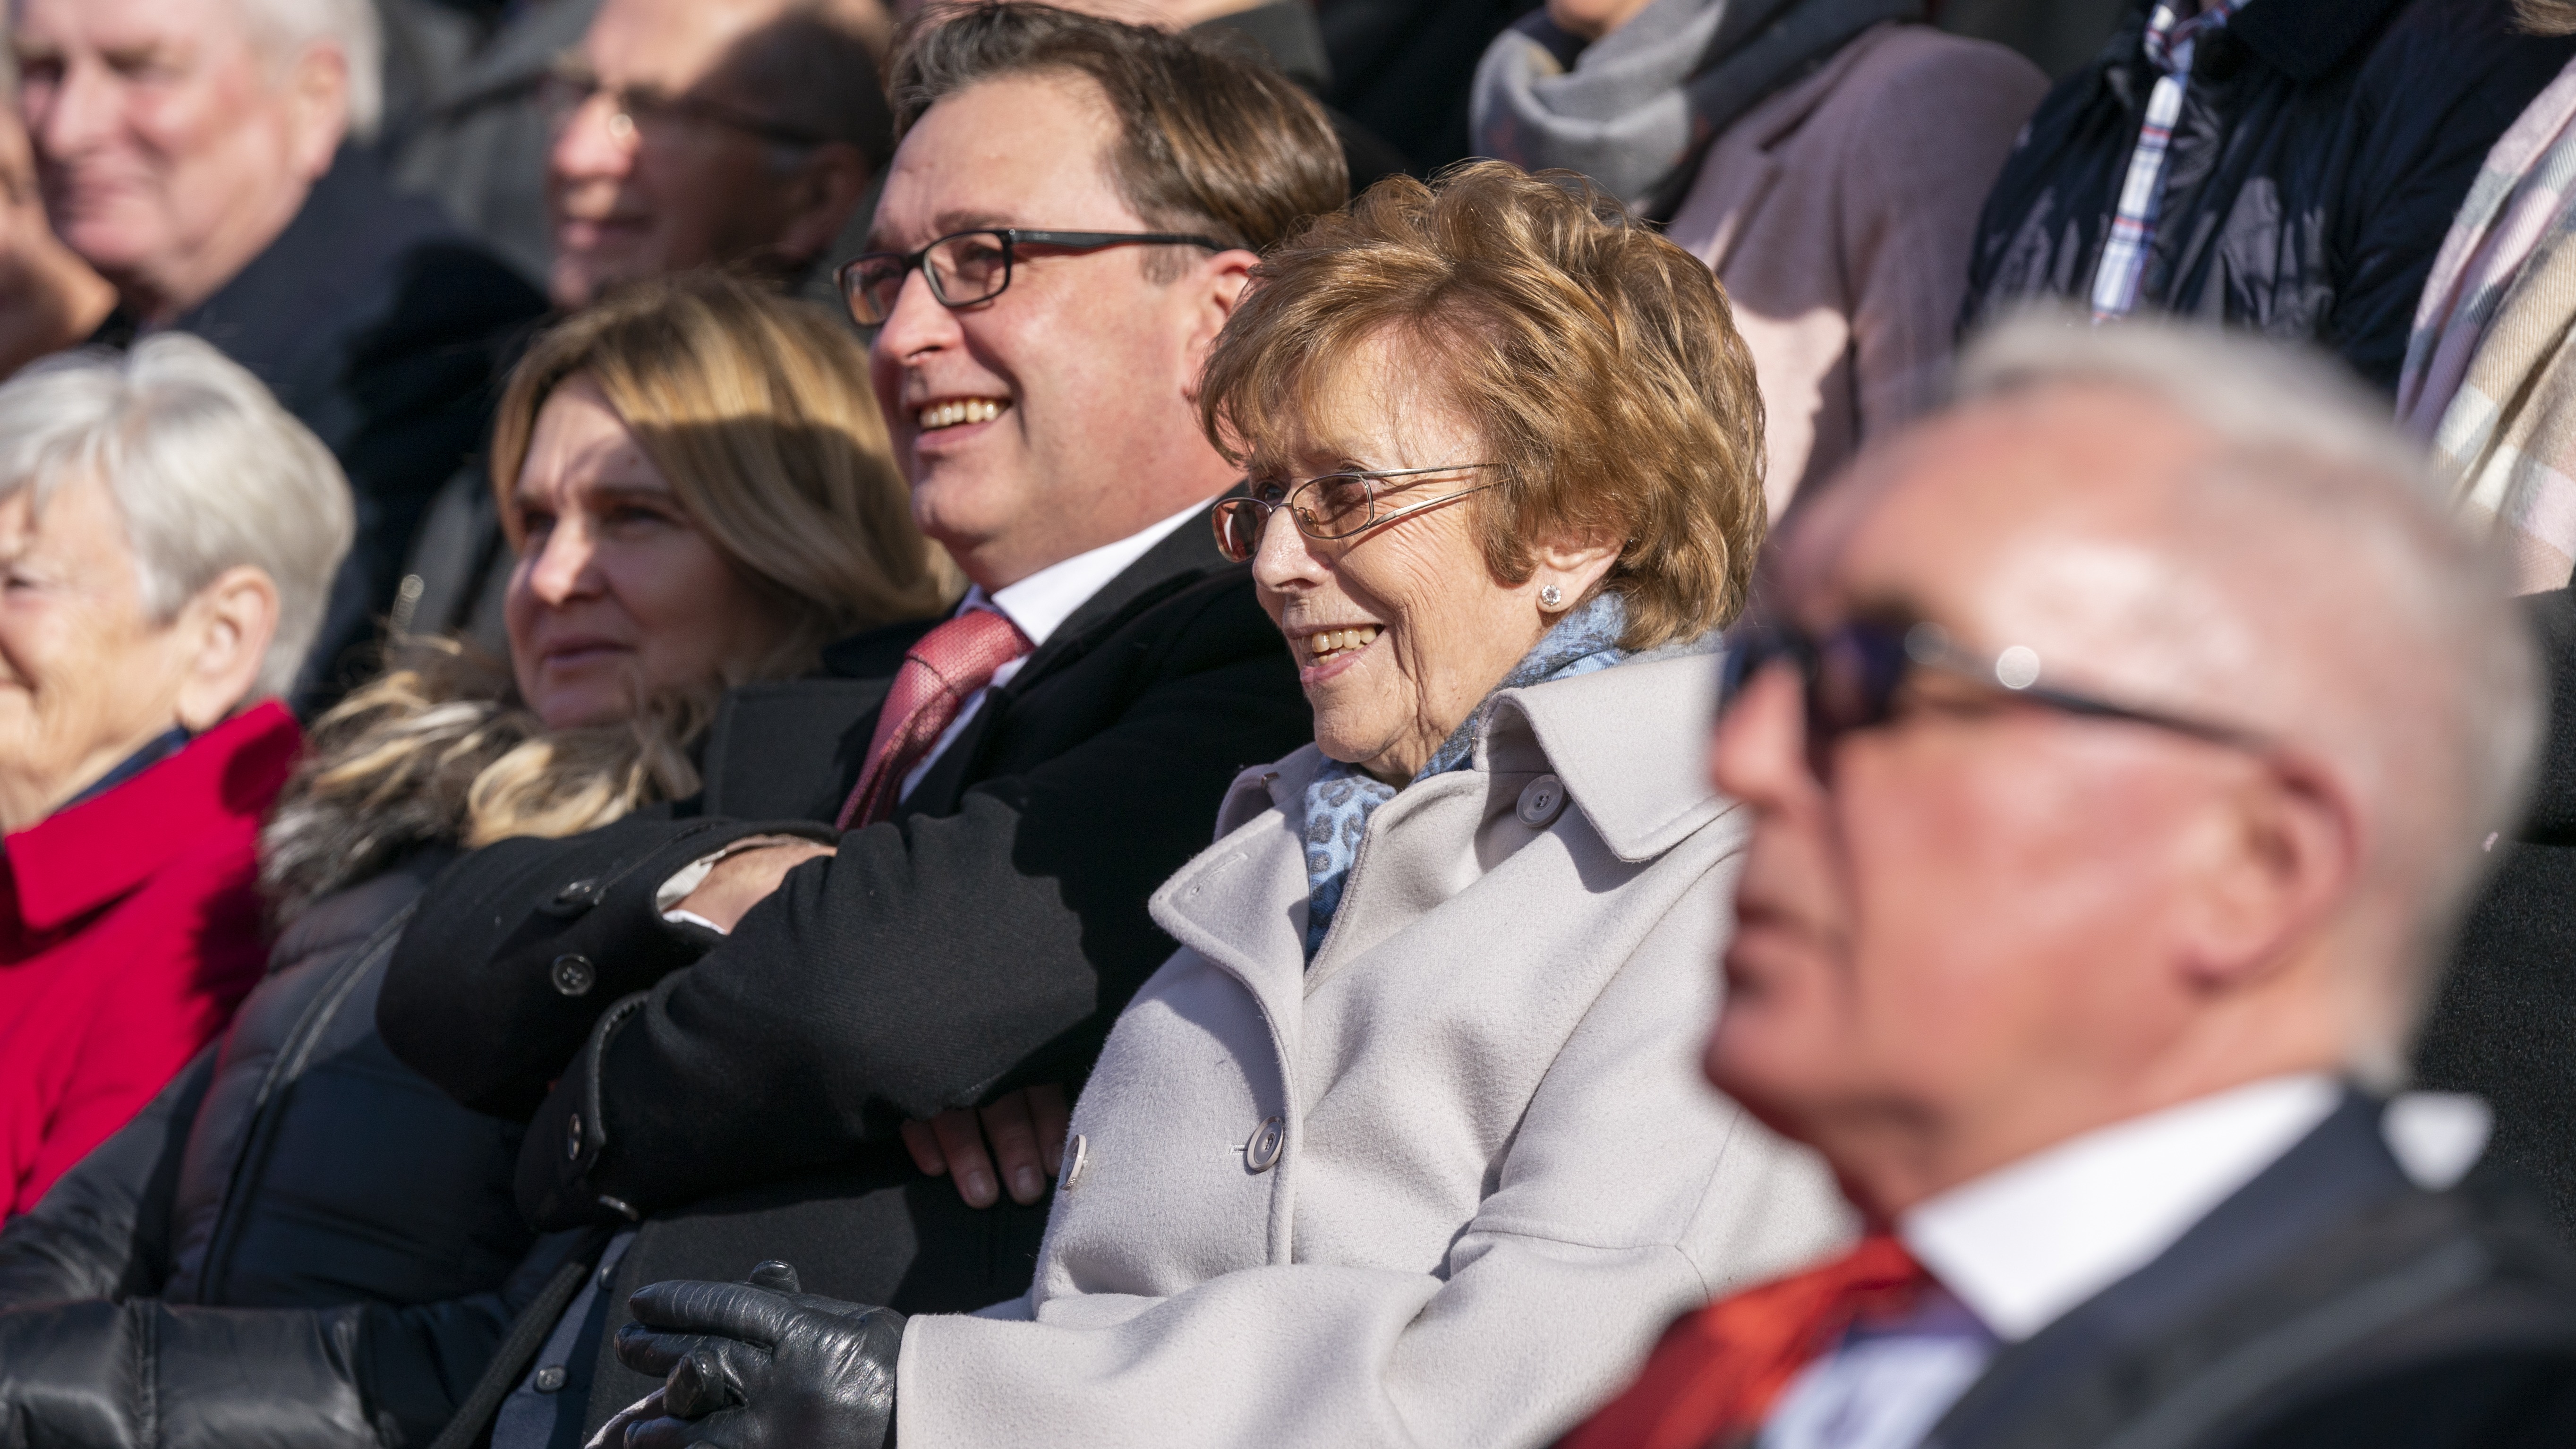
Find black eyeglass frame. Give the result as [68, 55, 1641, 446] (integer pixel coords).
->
[539, 60, 831, 151]
[836, 228, 1233, 326]
[1718, 614, 2274, 776]
[1210, 464, 1503, 563]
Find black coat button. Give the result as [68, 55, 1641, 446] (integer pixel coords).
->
[541, 878, 604, 917]
[551, 955, 596, 996]
[566, 1112, 585, 1161]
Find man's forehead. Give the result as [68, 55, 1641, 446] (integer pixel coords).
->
[870, 71, 1128, 249]
[1778, 385, 2212, 629]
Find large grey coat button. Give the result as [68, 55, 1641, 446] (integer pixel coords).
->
[533, 1365, 567, 1393]
[551, 955, 596, 996]
[1245, 1117, 1285, 1173]
[1516, 774, 1568, 828]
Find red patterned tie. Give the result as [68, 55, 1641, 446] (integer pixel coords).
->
[1555, 1234, 1932, 1449]
[836, 607, 1032, 829]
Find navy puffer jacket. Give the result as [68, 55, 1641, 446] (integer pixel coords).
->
[1961, 0, 2576, 392]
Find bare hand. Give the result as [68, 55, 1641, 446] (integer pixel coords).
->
[674, 838, 836, 933]
[899, 1085, 1070, 1208]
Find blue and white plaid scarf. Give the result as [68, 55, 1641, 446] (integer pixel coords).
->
[1298, 593, 1630, 960]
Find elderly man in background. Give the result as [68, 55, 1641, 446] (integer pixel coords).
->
[396, 0, 895, 651]
[0, 336, 352, 1227]
[1564, 318, 2576, 1449]
[11, 0, 544, 708]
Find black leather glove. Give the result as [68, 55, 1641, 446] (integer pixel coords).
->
[612, 1261, 902, 1449]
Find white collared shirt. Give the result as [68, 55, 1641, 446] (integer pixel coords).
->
[1758, 1073, 2342, 1449]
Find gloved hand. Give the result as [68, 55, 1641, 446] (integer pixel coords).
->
[610, 1261, 903, 1449]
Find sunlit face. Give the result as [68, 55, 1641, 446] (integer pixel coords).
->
[0, 471, 199, 829]
[1544, 0, 1659, 41]
[14, 0, 333, 317]
[503, 374, 790, 730]
[546, 0, 825, 309]
[1703, 394, 2267, 1202]
[1247, 335, 1576, 784]
[867, 70, 1242, 588]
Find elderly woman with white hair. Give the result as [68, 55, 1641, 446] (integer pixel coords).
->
[0, 334, 351, 1220]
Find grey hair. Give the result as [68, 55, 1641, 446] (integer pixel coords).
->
[232, 0, 384, 142]
[1954, 313, 2546, 1082]
[0, 335, 355, 701]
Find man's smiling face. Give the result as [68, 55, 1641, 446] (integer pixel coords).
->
[865, 69, 1245, 589]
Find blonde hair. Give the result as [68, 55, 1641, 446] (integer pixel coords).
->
[1198, 162, 1766, 650]
[262, 274, 948, 919]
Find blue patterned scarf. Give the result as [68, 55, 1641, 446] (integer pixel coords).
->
[1300, 593, 1630, 959]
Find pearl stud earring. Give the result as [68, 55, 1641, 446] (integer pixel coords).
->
[1539, 585, 1563, 609]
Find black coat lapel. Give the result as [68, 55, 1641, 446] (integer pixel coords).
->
[1924, 1091, 2414, 1449]
[898, 508, 1242, 816]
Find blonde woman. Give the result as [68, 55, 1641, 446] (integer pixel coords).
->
[0, 273, 947, 1449]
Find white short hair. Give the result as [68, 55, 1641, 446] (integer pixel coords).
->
[235, 0, 384, 142]
[0, 335, 357, 700]
[1954, 313, 2547, 1075]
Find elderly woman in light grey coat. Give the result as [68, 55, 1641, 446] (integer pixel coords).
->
[597, 162, 1850, 1449]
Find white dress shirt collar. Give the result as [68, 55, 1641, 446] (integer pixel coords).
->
[1900, 1073, 2340, 1343]
[964, 499, 1208, 648]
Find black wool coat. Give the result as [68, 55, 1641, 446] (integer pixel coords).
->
[2416, 588, 2576, 1239]
[1919, 1092, 2576, 1449]
[1960, 0, 2576, 393]
[376, 518, 1314, 1443]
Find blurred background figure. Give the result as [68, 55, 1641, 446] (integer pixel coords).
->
[10, 0, 545, 711]
[1053, 0, 1409, 187]
[2398, 0, 2576, 1246]
[393, 0, 896, 656]
[392, 0, 607, 289]
[539, 0, 892, 312]
[1960, 0, 2576, 395]
[2397, 0, 2576, 594]
[1567, 317, 2576, 1449]
[0, 67, 110, 381]
[1472, 0, 2047, 517]
[0, 274, 947, 1449]
[0, 336, 351, 1225]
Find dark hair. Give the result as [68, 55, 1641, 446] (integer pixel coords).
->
[719, 3, 896, 171]
[1200, 162, 1767, 651]
[888, 2, 1346, 259]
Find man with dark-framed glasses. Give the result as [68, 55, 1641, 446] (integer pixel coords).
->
[1563, 316, 2576, 1449]
[370, 7, 1338, 1444]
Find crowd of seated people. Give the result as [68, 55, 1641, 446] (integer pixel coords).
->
[3, 2, 2576, 1448]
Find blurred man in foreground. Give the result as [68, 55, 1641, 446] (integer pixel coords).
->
[1567, 317, 2576, 1449]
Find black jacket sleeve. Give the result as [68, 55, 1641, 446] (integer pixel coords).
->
[0, 1230, 591, 1449]
[0, 1048, 209, 1307]
[393, 572, 1307, 1228]
[375, 812, 833, 1118]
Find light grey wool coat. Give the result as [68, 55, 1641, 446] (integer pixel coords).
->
[897, 653, 1854, 1448]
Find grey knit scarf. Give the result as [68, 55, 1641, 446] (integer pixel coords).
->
[1470, 0, 1926, 210]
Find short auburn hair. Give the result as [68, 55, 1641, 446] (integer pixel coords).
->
[888, 2, 1346, 263]
[1199, 162, 1767, 650]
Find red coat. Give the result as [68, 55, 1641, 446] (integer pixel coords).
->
[0, 703, 300, 1218]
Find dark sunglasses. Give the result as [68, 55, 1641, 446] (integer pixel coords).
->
[1718, 614, 2270, 774]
